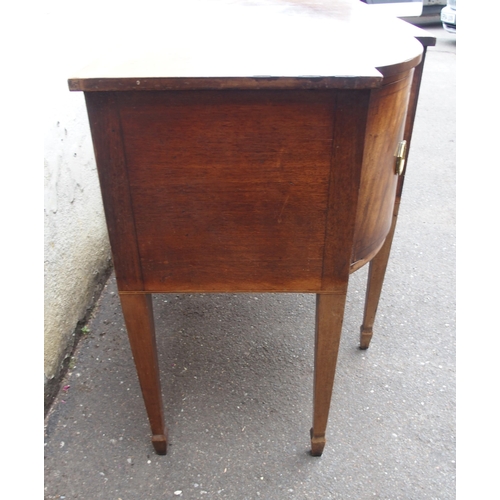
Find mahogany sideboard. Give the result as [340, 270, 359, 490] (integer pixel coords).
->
[69, 0, 435, 457]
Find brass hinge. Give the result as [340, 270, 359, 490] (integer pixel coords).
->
[395, 140, 407, 175]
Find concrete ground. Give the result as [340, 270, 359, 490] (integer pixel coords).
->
[44, 25, 456, 500]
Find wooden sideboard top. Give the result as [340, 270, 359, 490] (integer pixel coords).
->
[68, 0, 434, 92]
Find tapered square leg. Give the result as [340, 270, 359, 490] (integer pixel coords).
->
[360, 209, 398, 350]
[120, 293, 168, 455]
[360, 49, 430, 350]
[311, 293, 347, 456]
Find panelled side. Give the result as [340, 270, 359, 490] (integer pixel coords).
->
[116, 90, 337, 293]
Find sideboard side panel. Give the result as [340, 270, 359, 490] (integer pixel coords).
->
[117, 90, 335, 293]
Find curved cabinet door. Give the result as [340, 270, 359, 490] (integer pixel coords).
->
[351, 69, 414, 272]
